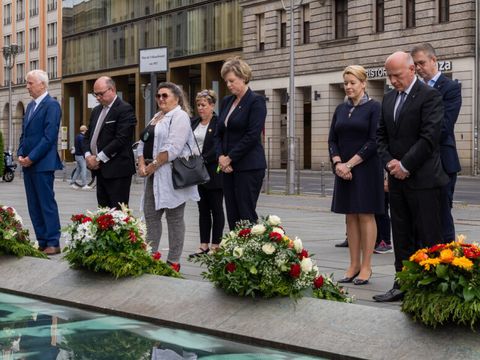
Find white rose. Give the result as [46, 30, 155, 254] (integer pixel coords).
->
[251, 224, 266, 235]
[267, 215, 281, 226]
[271, 227, 284, 235]
[293, 237, 303, 253]
[233, 246, 244, 258]
[262, 243, 276, 255]
[301, 257, 313, 272]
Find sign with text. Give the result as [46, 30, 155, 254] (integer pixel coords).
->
[366, 61, 453, 79]
[139, 47, 168, 73]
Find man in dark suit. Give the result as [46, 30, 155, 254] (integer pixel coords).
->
[83, 76, 136, 208]
[18, 70, 62, 255]
[374, 51, 449, 302]
[411, 43, 462, 243]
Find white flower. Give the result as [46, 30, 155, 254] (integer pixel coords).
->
[313, 265, 319, 276]
[262, 243, 276, 255]
[220, 238, 230, 248]
[267, 215, 281, 226]
[293, 237, 303, 253]
[233, 246, 244, 258]
[251, 224, 266, 235]
[271, 227, 284, 236]
[301, 257, 313, 272]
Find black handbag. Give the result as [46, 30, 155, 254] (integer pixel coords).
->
[171, 141, 210, 189]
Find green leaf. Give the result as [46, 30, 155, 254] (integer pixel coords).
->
[435, 264, 448, 279]
[463, 287, 475, 302]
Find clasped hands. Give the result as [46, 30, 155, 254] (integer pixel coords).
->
[86, 155, 100, 170]
[334, 162, 352, 181]
[138, 152, 168, 177]
[18, 156, 33, 168]
[218, 155, 233, 173]
[387, 159, 409, 180]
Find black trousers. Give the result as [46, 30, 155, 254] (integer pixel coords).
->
[375, 192, 391, 245]
[96, 172, 132, 209]
[440, 172, 457, 242]
[389, 181, 443, 272]
[197, 186, 225, 245]
[223, 169, 265, 230]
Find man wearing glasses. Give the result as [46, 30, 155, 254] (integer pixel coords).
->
[82, 76, 137, 208]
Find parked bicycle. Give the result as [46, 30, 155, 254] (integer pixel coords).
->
[70, 166, 96, 188]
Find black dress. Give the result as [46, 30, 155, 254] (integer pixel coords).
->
[328, 99, 384, 214]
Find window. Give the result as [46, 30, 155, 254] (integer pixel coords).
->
[335, 0, 348, 39]
[4, 4, 11, 25]
[29, 0, 39, 17]
[4, 35, 11, 47]
[29, 27, 39, 50]
[48, 57, 57, 79]
[16, 31, 25, 52]
[439, 0, 449, 23]
[16, 63, 25, 84]
[376, 0, 385, 32]
[16, 0, 24, 21]
[48, 22, 57, 46]
[29, 60, 39, 70]
[47, 0, 57, 12]
[302, 5, 310, 44]
[279, 10, 287, 48]
[256, 13, 265, 51]
[406, 0, 415, 28]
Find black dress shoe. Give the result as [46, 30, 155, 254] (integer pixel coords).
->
[335, 239, 349, 248]
[372, 288, 404, 302]
[188, 247, 209, 258]
[337, 271, 360, 283]
[353, 271, 372, 285]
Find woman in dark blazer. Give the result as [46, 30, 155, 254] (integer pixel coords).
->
[215, 57, 267, 230]
[189, 90, 225, 257]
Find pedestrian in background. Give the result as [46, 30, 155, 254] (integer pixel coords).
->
[71, 125, 91, 190]
[328, 65, 384, 286]
[82, 76, 137, 209]
[189, 90, 225, 257]
[137, 82, 200, 272]
[374, 174, 393, 254]
[215, 57, 267, 230]
[17, 69, 63, 255]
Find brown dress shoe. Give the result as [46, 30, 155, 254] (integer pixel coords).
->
[43, 246, 61, 255]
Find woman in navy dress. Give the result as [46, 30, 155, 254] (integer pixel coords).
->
[328, 65, 384, 285]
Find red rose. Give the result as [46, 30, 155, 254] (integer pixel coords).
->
[290, 263, 301, 278]
[81, 217, 92, 223]
[71, 214, 85, 222]
[238, 229, 251, 237]
[225, 262, 236, 273]
[129, 230, 137, 243]
[124, 216, 130, 223]
[298, 249, 309, 260]
[269, 232, 283, 243]
[6, 207, 14, 215]
[314, 276, 324, 288]
[428, 244, 446, 253]
[152, 251, 161, 261]
[96, 214, 114, 230]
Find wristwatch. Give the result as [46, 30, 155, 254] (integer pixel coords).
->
[152, 159, 158, 166]
[345, 163, 353, 170]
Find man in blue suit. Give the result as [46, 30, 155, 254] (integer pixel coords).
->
[18, 70, 62, 255]
[412, 43, 462, 243]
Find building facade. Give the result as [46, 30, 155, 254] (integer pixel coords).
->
[241, 0, 477, 174]
[61, 0, 242, 155]
[0, 0, 62, 153]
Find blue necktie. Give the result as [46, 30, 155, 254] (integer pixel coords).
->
[394, 92, 406, 122]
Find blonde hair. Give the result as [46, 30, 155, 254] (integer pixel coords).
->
[196, 89, 217, 105]
[343, 65, 368, 83]
[221, 57, 252, 84]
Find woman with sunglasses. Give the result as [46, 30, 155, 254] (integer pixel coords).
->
[137, 82, 199, 272]
[189, 90, 225, 257]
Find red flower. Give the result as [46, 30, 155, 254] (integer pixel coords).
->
[81, 217, 92, 223]
[141, 242, 147, 250]
[124, 216, 131, 223]
[314, 276, 324, 288]
[6, 207, 14, 215]
[238, 229, 251, 237]
[298, 249, 309, 260]
[290, 263, 301, 278]
[71, 214, 85, 222]
[269, 232, 283, 243]
[428, 244, 446, 253]
[461, 243, 474, 248]
[96, 214, 114, 230]
[152, 251, 161, 261]
[225, 262, 236, 273]
[129, 230, 137, 243]
[464, 247, 480, 259]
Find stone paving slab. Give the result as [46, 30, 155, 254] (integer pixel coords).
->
[0, 256, 480, 360]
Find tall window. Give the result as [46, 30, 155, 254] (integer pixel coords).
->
[48, 22, 57, 46]
[279, 10, 287, 48]
[302, 5, 310, 44]
[16, 0, 25, 21]
[16, 63, 25, 84]
[48, 57, 57, 79]
[406, 0, 416, 28]
[47, 0, 57, 12]
[29, 27, 39, 50]
[16, 31, 25, 52]
[30, 60, 39, 70]
[4, 4, 12, 25]
[376, 0, 385, 32]
[439, 0, 449, 23]
[4, 35, 11, 47]
[335, 0, 348, 39]
[29, 0, 39, 17]
[256, 13, 265, 51]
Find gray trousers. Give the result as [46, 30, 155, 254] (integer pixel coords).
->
[144, 176, 186, 263]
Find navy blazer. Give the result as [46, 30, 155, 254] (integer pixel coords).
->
[192, 114, 222, 189]
[434, 73, 462, 174]
[18, 94, 62, 172]
[215, 88, 267, 171]
[377, 79, 448, 189]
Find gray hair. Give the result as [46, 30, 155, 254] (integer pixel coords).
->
[26, 69, 49, 88]
[157, 82, 192, 117]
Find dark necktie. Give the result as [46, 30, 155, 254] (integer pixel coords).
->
[394, 92, 406, 122]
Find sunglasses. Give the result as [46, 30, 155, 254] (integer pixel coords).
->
[92, 88, 111, 97]
[155, 93, 169, 99]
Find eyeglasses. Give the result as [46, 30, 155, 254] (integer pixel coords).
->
[155, 93, 169, 99]
[92, 88, 111, 98]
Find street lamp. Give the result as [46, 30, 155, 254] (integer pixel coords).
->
[281, 0, 303, 194]
[2, 44, 19, 154]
